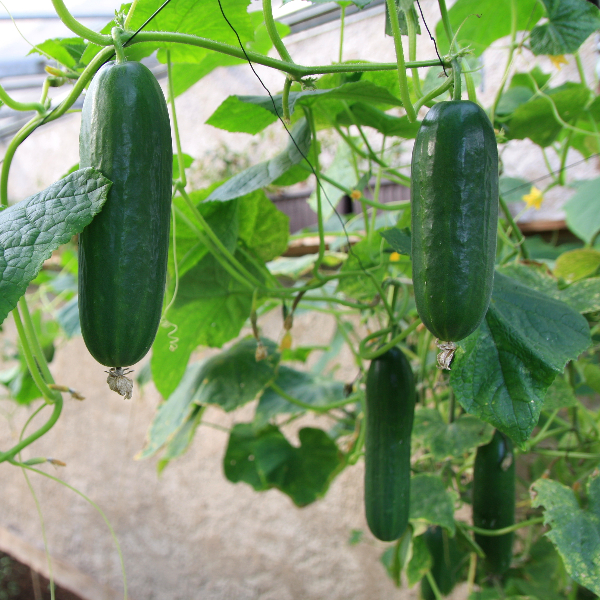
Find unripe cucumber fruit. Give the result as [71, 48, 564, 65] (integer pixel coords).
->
[411, 100, 499, 342]
[364, 347, 416, 541]
[472, 429, 515, 575]
[78, 60, 173, 368]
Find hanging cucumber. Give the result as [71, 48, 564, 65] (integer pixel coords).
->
[364, 347, 416, 541]
[472, 429, 515, 575]
[411, 100, 498, 345]
[420, 526, 462, 600]
[78, 60, 173, 371]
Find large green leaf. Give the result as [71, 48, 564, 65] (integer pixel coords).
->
[435, 0, 544, 56]
[506, 83, 592, 147]
[564, 177, 600, 244]
[0, 168, 110, 325]
[126, 0, 254, 62]
[254, 366, 346, 426]
[412, 409, 494, 460]
[140, 337, 279, 459]
[336, 236, 388, 300]
[409, 473, 456, 535]
[206, 119, 311, 202]
[497, 261, 600, 315]
[28, 37, 87, 69]
[336, 102, 421, 138]
[380, 227, 411, 256]
[206, 95, 278, 134]
[151, 251, 261, 397]
[405, 534, 433, 587]
[530, 0, 600, 56]
[224, 423, 346, 506]
[237, 190, 289, 262]
[531, 475, 600, 595]
[450, 272, 591, 445]
[168, 15, 289, 98]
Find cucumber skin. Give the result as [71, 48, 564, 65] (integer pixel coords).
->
[78, 61, 173, 368]
[420, 526, 460, 600]
[472, 430, 516, 575]
[411, 100, 498, 342]
[364, 347, 416, 542]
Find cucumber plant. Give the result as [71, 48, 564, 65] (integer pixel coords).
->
[0, 0, 599, 598]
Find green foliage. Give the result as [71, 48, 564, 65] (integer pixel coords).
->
[0, 169, 110, 326]
[531, 474, 600, 594]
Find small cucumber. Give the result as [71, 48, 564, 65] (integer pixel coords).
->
[420, 526, 461, 600]
[364, 347, 416, 541]
[472, 429, 516, 575]
[78, 60, 173, 368]
[411, 100, 499, 342]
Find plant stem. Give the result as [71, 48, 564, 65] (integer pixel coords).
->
[167, 52, 187, 187]
[358, 319, 421, 360]
[0, 84, 46, 114]
[282, 77, 293, 123]
[406, 6, 422, 98]
[268, 381, 357, 412]
[51, 0, 113, 45]
[385, 0, 417, 122]
[18, 297, 55, 385]
[499, 195, 529, 259]
[491, 0, 518, 122]
[338, 5, 346, 63]
[112, 27, 127, 64]
[463, 516, 544, 536]
[452, 59, 462, 100]
[413, 75, 453, 112]
[263, 0, 294, 64]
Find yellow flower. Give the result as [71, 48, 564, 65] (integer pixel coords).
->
[522, 186, 544, 210]
[549, 55, 568, 70]
[390, 251, 401, 262]
[350, 189, 362, 201]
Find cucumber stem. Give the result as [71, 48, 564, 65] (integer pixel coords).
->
[452, 59, 462, 100]
[51, 0, 113, 45]
[112, 27, 127, 64]
[385, 0, 417, 122]
[0, 84, 46, 114]
[262, 0, 294, 64]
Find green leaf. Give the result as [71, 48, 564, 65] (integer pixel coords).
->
[582, 363, 600, 394]
[409, 474, 456, 535]
[0, 168, 110, 326]
[151, 251, 261, 397]
[206, 95, 278, 134]
[140, 338, 280, 459]
[28, 37, 87, 69]
[530, 0, 600, 56]
[223, 423, 345, 506]
[380, 227, 411, 256]
[450, 272, 591, 445]
[553, 248, 600, 283]
[237, 190, 290, 262]
[56, 296, 81, 338]
[506, 83, 591, 147]
[336, 236, 388, 300]
[126, 0, 254, 62]
[207, 119, 311, 202]
[497, 262, 600, 315]
[412, 409, 494, 460]
[500, 177, 531, 203]
[168, 14, 289, 98]
[496, 87, 534, 117]
[531, 475, 600, 595]
[435, 0, 544, 56]
[172, 153, 194, 181]
[564, 177, 600, 244]
[236, 80, 403, 121]
[254, 366, 346, 426]
[156, 404, 204, 473]
[336, 102, 421, 138]
[406, 533, 433, 587]
[543, 375, 578, 410]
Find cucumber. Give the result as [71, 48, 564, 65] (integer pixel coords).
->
[364, 347, 416, 541]
[78, 60, 172, 368]
[420, 526, 461, 600]
[411, 100, 498, 342]
[472, 429, 515, 575]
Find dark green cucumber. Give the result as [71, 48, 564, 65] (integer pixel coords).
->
[420, 526, 461, 600]
[364, 347, 416, 541]
[472, 430, 515, 575]
[78, 60, 172, 367]
[411, 100, 498, 342]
